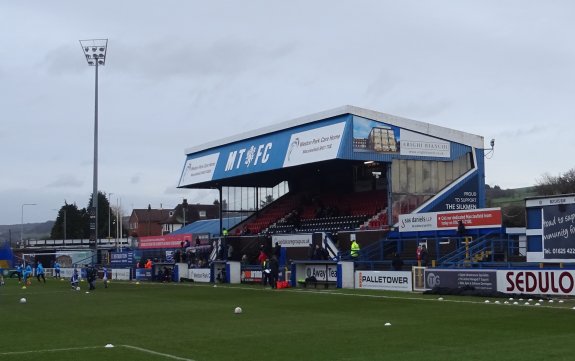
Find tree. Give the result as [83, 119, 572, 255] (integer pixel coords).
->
[536, 168, 575, 196]
[260, 195, 274, 208]
[501, 204, 526, 228]
[50, 202, 86, 240]
[84, 191, 112, 239]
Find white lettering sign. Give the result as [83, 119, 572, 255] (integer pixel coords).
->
[305, 265, 337, 282]
[179, 153, 219, 186]
[112, 269, 131, 281]
[400, 129, 450, 158]
[224, 142, 273, 171]
[355, 271, 412, 291]
[272, 234, 313, 248]
[189, 268, 211, 283]
[283, 122, 346, 167]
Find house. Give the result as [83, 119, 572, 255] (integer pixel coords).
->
[161, 200, 220, 235]
[128, 206, 172, 237]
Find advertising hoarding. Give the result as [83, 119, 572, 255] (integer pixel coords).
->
[136, 234, 193, 249]
[399, 129, 450, 158]
[497, 270, 575, 296]
[424, 269, 497, 291]
[110, 251, 134, 267]
[305, 264, 337, 282]
[542, 203, 575, 260]
[283, 122, 346, 167]
[178, 153, 219, 187]
[272, 234, 313, 248]
[180, 118, 348, 187]
[355, 271, 412, 291]
[398, 208, 502, 232]
[189, 268, 211, 283]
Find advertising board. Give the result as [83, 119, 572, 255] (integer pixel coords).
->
[136, 234, 193, 249]
[305, 264, 337, 282]
[272, 234, 313, 248]
[497, 270, 575, 296]
[355, 271, 412, 291]
[110, 251, 134, 267]
[189, 268, 211, 283]
[424, 269, 497, 291]
[542, 203, 575, 260]
[241, 269, 263, 283]
[400, 129, 450, 158]
[135, 268, 152, 281]
[398, 208, 502, 232]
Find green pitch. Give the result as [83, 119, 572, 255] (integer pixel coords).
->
[1, 278, 574, 361]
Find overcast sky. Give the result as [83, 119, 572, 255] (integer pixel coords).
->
[1, 1, 574, 225]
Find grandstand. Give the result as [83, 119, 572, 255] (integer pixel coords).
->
[176, 105, 498, 268]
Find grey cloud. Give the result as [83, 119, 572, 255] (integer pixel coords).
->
[45, 175, 83, 188]
[365, 70, 399, 99]
[389, 97, 452, 120]
[108, 37, 295, 81]
[497, 125, 547, 138]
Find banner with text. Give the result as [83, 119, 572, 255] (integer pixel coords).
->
[241, 269, 263, 283]
[283, 122, 346, 167]
[424, 269, 497, 291]
[542, 202, 575, 260]
[355, 271, 412, 291]
[136, 234, 193, 249]
[398, 208, 502, 232]
[272, 234, 313, 248]
[135, 268, 153, 281]
[305, 264, 337, 282]
[497, 270, 575, 296]
[110, 251, 134, 267]
[189, 268, 211, 283]
[111, 268, 131, 281]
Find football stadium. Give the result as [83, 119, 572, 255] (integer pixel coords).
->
[2, 106, 575, 360]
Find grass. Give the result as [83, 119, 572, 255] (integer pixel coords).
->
[1, 277, 575, 361]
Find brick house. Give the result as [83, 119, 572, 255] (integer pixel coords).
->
[128, 206, 172, 237]
[161, 200, 220, 234]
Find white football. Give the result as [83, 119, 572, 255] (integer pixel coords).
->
[76, 287, 81, 291]
[234, 307, 242, 314]
[20, 298, 27, 304]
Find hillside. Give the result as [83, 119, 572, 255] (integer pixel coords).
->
[0, 221, 54, 245]
[485, 185, 537, 227]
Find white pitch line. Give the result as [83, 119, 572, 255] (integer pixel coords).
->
[0, 345, 102, 356]
[121, 344, 196, 361]
[0, 344, 196, 361]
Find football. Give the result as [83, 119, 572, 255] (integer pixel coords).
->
[20, 298, 27, 304]
[76, 287, 81, 291]
[234, 307, 242, 314]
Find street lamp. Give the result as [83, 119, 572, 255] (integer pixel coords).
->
[21, 203, 37, 245]
[79, 39, 108, 248]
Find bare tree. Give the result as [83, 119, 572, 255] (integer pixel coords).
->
[536, 168, 575, 196]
